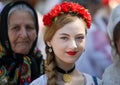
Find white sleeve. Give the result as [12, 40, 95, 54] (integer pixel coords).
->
[30, 74, 47, 85]
[83, 73, 101, 85]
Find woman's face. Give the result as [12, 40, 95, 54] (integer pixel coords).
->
[8, 10, 37, 54]
[48, 18, 86, 64]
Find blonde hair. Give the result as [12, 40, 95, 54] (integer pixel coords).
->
[44, 13, 87, 85]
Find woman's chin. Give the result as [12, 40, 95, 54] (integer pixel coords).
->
[14, 49, 29, 55]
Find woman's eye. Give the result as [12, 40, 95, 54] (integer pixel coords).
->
[76, 36, 84, 41]
[26, 26, 34, 31]
[12, 26, 19, 31]
[60, 37, 68, 40]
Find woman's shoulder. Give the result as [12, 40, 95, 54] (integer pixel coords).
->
[102, 63, 120, 77]
[83, 73, 101, 85]
[102, 63, 120, 85]
[30, 74, 47, 85]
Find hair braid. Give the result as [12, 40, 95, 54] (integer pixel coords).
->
[45, 46, 57, 85]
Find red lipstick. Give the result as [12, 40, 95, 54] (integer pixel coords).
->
[66, 51, 77, 56]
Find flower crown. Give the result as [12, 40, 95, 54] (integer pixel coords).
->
[43, 2, 92, 28]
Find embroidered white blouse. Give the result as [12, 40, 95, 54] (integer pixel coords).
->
[30, 73, 100, 85]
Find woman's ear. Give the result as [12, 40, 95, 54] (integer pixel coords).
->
[46, 41, 53, 53]
[46, 41, 51, 47]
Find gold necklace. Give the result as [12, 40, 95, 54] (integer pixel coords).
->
[63, 74, 72, 83]
[56, 66, 75, 83]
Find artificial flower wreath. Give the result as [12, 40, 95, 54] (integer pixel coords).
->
[43, 2, 91, 28]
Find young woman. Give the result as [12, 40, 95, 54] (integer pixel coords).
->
[0, 1, 44, 84]
[30, 2, 100, 85]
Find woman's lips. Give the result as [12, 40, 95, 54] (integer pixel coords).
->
[66, 51, 77, 56]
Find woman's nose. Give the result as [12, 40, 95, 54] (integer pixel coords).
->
[69, 39, 77, 49]
[20, 27, 27, 38]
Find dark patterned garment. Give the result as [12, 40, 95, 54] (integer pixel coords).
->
[0, 44, 44, 85]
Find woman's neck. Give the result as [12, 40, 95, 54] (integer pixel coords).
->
[56, 58, 75, 71]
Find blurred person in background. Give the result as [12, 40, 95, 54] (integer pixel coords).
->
[101, 5, 120, 85]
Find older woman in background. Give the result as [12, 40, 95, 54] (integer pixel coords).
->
[0, 1, 44, 85]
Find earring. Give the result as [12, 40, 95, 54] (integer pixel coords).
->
[48, 47, 52, 53]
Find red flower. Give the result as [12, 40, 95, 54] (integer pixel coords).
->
[50, 5, 61, 17]
[61, 2, 71, 13]
[43, 1, 92, 28]
[43, 13, 53, 26]
[79, 9, 85, 15]
[71, 3, 82, 13]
